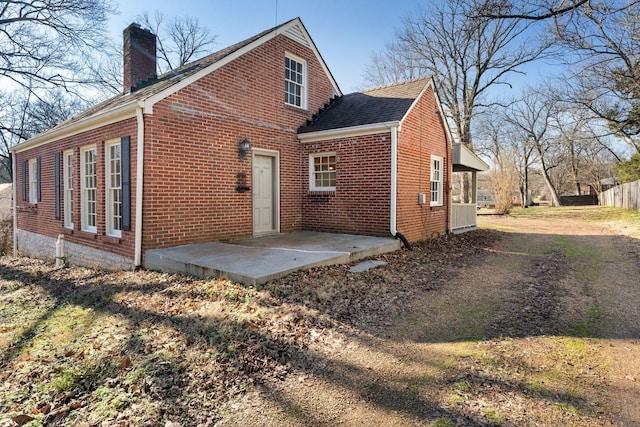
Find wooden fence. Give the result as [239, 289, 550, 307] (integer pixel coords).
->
[599, 180, 640, 211]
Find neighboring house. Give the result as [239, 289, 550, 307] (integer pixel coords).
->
[11, 18, 483, 271]
[476, 189, 523, 208]
[477, 189, 494, 208]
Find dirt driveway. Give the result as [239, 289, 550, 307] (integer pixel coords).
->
[221, 207, 640, 426]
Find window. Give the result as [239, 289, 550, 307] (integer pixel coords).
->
[309, 153, 336, 191]
[285, 54, 306, 109]
[81, 145, 97, 232]
[28, 158, 38, 203]
[105, 140, 122, 237]
[431, 156, 443, 206]
[63, 150, 74, 228]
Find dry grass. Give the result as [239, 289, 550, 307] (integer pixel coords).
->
[0, 218, 12, 256]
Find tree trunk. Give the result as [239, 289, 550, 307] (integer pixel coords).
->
[540, 166, 561, 206]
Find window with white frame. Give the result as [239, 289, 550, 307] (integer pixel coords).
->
[309, 153, 336, 191]
[105, 140, 122, 237]
[285, 54, 307, 109]
[28, 158, 38, 203]
[431, 155, 443, 206]
[81, 145, 97, 232]
[63, 150, 74, 228]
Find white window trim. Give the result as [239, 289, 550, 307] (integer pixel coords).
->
[105, 139, 122, 238]
[28, 158, 38, 203]
[431, 155, 443, 207]
[80, 145, 97, 233]
[309, 152, 336, 192]
[63, 150, 74, 229]
[285, 52, 308, 110]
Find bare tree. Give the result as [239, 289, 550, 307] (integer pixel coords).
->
[479, 1, 640, 151]
[477, 0, 593, 20]
[93, 11, 218, 95]
[506, 89, 563, 206]
[0, 0, 116, 180]
[137, 11, 217, 74]
[362, 41, 424, 88]
[0, 0, 116, 94]
[0, 89, 85, 181]
[365, 0, 551, 149]
[364, 0, 552, 202]
[477, 110, 538, 207]
[554, 2, 640, 151]
[476, 113, 518, 213]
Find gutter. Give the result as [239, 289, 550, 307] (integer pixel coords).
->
[298, 121, 401, 143]
[134, 105, 145, 267]
[10, 101, 139, 154]
[389, 125, 412, 250]
[390, 126, 398, 236]
[12, 153, 17, 257]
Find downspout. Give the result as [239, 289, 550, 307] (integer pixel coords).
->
[12, 152, 17, 257]
[134, 106, 145, 267]
[390, 125, 412, 250]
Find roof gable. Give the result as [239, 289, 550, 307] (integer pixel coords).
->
[298, 78, 433, 134]
[13, 17, 341, 153]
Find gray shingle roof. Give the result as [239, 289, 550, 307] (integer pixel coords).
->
[298, 78, 431, 133]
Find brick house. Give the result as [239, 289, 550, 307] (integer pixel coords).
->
[11, 18, 483, 270]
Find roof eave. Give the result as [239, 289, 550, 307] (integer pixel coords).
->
[298, 121, 400, 143]
[11, 101, 140, 153]
[452, 143, 489, 172]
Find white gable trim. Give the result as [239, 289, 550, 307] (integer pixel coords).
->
[143, 18, 341, 114]
[399, 77, 456, 146]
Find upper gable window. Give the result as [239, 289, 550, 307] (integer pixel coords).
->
[285, 54, 307, 109]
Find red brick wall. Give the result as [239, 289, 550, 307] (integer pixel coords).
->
[301, 133, 392, 237]
[141, 33, 337, 250]
[396, 85, 451, 242]
[15, 118, 138, 259]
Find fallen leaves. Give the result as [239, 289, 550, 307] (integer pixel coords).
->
[0, 230, 499, 426]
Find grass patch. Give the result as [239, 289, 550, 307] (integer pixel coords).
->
[552, 401, 580, 415]
[553, 235, 606, 285]
[510, 205, 640, 226]
[430, 418, 454, 427]
[569, 306, 604, 337]
[483, 408, 507, 423]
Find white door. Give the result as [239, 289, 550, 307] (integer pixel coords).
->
[253, 155, 276, 234]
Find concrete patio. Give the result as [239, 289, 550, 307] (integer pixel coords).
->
[144, 231, 402, 285]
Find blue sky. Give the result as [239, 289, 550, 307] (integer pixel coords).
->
[109, 0, 421, 93]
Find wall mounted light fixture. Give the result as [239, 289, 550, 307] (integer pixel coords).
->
[239, 138, 251, 159]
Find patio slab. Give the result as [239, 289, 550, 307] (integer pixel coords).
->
[143, 231, 401, 285]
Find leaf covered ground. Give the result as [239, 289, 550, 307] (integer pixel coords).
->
[1, 206, 639, 426]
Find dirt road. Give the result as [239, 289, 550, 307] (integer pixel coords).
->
[221, 207, 640, 426]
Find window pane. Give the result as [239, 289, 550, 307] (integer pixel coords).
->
[285, 56, 305, 107]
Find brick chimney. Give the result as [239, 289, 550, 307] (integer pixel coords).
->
[123, 23, 157, 94]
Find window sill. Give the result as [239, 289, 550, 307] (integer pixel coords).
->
[61, 227, 74, 236]
[430, 204, 445, 211]
[284, 103, 308, 113]
[78, 230, 98, 240]
[101, 234, 122, 245]
[308, 190, 335, 196]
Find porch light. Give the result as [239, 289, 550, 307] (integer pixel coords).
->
[239, 138, 251, 159]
